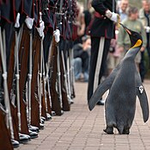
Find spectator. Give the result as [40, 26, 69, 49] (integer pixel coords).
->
[74, 2, 86, 44]
[139, 0, 150, 82]
[117, 6, 147, 71]
[72, 35, 91, 82]
[107, 27, 121, 74]
[117, 0, 129, 22]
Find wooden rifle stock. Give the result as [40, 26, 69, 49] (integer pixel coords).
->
[0, 55, 14, 148]
[31, 29, 40, 128]
[41, 82, 47, 119]
[38, 37, 47, 120]
[7, 32, 19, 141]
[41, 55, 52, 119]
[50, 38, 62, 115]
[19, 24, 30, 134]
[46, 82, 52, 115]
[44, 37, 54, 116]
[10, 102, 19, 141]
[60, 51, 70, 111]
[0, 105, 13, 150]
[7, 33, 15, 94]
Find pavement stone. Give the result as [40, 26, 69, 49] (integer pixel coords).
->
[15, 80, 150, 150]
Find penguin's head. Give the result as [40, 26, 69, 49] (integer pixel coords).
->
[120, 23, 143, 49]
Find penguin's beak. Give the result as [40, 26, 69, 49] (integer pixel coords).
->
[119, 23, 132, 35]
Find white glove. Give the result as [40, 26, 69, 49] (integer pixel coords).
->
[14, 13, 20, 28]
[36, 20, 45, 38]
[144, 26, 150, 33]
[110, 12, 119, 23]
[36, 12, 45, 38]
[105, 10, 120, 23]
[25, 16, 34, 29]
[53, 29, 60, 43]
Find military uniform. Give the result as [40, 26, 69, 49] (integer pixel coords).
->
[88, 0, 116, 100]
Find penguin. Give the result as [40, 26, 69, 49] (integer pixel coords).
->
[88, 24, 149, 134]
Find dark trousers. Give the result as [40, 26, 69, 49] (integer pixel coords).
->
[80, 51, 90, 74]
[139, 36, 150, 82]
[87, 37, 110, 101]
[139, 51, 146, 82]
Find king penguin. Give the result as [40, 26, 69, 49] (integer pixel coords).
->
[88, 24, 149, 134]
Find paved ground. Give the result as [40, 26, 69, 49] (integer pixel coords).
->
[16, 80, 150, 150]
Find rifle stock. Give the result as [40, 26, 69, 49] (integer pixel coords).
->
[41, 88, 47, 119]
[60, 51, 70, 111]
[19, 24, 30, 134]
[0, 105, 13, 150]
[7, 33, 15, 94]
[46, 77, 52, 115]
[50, 38, 62, 116]
[46, 89, 52, 115]
[10, 103, 19, 141]
[31, 29, 40, 128]
[7, 32, 19, 141]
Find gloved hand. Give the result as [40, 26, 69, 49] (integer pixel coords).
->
[144, 26, 150, 33]
[105, 10, 120, 23]
[25, 16, 34, 29]
[53, 29, 60, 43]
[14, 13, 20, 28]
[36, 20, 45, 38]
[36, 12, 45, 38]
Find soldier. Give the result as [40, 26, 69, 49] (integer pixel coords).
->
[87, 0, 120, 105]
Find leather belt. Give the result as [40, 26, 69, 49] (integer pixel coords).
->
[94, 12, 104, 18]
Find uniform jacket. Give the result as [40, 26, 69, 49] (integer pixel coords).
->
[90, 0, 116, 39]
[73, 43, 86, 58]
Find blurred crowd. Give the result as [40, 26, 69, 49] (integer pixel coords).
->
[72, 0, 150, 83]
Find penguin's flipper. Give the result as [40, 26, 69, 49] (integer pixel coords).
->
[136, 87, 149, 122]
[88, 66, 120, 111]
[135, 72, 149, 122]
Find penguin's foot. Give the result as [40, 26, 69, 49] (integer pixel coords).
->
[103, 126, 114, 134]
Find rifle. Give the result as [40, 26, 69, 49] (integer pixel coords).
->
[56, 37, 63, 113]
[0, 24, 15, 143]
[67, 0, 77, 100]
[46, 77, 52, 116]
[67, 46, 76, 99]
[38, 36, 47, 122]
[0, 104, 13, 150]
[41, 53, 47, 120]
[31, 28, 40, 128]
[50, 37, 62, 116]
[60, 49, 70, 111]
[42, 54, 52, 120]
[7, 31, 19, 141]
[10, 99, 19, 141]
[45, 51, 53, 116]
[56, 16, 71, 111]
[27, 28, 33, 128]
[18, 24, 30, 135]
[49, 0, 67, 115]
[43, 37, 54, 117]
[0, 42, 14, 147]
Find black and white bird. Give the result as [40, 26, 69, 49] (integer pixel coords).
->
[88, 23, 149, 134]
